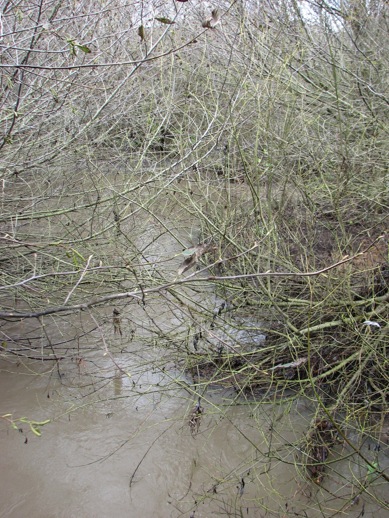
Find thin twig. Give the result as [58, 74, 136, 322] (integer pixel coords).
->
[63, 255, 93, 304]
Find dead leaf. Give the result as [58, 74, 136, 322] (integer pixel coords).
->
[202, 8, 220, 29]
[270, 358, 307, 371]
[155, 17, 175, 25]
[177, 242, 213, 276]
[113, 308, 122, 336]
[138, 25, 145, 41]
[211, 9, 220, 23]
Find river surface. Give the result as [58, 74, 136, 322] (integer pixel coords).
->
[1, 347, 388, 518]
[0, 177, 388, 517]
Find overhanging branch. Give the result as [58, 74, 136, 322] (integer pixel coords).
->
[0, 237, 382, 319]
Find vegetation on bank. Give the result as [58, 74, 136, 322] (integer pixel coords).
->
[0, 0, 388, 513]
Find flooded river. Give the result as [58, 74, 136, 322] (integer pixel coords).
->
[1, 345, 388, 517]
[0, 176, 388, 518]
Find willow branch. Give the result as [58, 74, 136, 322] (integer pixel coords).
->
[63, 255, 93, 304]
[0, 238, 382, 320]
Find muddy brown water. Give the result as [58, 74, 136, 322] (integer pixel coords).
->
[0, 183, 388, 517]
[1, 348, 388, 518]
